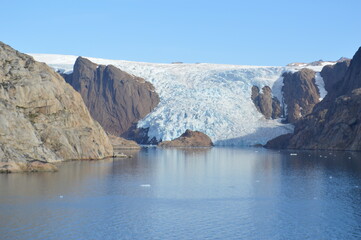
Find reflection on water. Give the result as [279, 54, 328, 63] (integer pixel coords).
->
[1, 148, 361, 240]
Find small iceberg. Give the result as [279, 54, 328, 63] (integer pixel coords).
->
[290, 153, 297, 156]
[140, 184, 151, 187]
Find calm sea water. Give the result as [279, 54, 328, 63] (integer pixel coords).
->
[1, 147, 361, 240]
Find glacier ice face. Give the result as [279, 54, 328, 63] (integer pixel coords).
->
[314, 72, 327, 100]
[126, 65, 292, 146]
[30, 54, 328, 146]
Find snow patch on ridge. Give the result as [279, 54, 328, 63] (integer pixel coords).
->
[31, 54, 77, 74]
[30, 54, 331, 146]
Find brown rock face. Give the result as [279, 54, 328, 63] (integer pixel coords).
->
[282, 69, 320, 123]
[265, 47, 361, 150]
[321, 60, 351, 97]
[271, 89, 361, 150]
[64, 57, 160, 136]
[338, 48, 361, 96]
[108, 135, 140, 149]
[0, 161, 58, 173]
[158, 130, 213, 147]
[0, 42, 113, 168]
[251, 86, 282, 119]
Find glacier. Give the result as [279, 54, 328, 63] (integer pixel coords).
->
[30, 54, 328, 146]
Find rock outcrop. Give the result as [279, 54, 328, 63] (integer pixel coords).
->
[121, 124, 159, 145]
[320, 59, 351, 97]
[265, 47, 361, 150]
[251, 85, 282, 119]
[0, 161, 58, 173]
[108, 134, 140, 149]
[282, 69, 320, 123]
[0, 42, 113, 172]
[158, 130, 213, 147]
[63, 57, 159, 137]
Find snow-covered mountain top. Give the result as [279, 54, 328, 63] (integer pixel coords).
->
[29, 53, 330, 146]
[31, 53, 331, 73]
[287, 58, 347, 69]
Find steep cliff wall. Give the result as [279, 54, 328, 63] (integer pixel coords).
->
[0, 42, 113, 172]
[266, 48, 361, 150]
[282, 69, 320, 123]
[64, 57, 160, 136]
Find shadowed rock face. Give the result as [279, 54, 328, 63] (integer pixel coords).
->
[321, 60, 351, 97]
[266, 47, 361, 150]
[64, 57, 160, 136]
[282, 69, 320, 123]
[0, 42, 113, 169]
[121, 124, 159, 145]
[251, 86, 282, 119]
[267, 89, 361, 150]
[338, 48, 361, 96]
[158, 130, 213, 147]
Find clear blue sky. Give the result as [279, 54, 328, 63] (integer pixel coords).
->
[2, 0, 361, 65]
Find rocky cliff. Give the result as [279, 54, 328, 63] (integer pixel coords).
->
[158, 130, 213, 147]
[282, 68, 320, 123]
[337, 49, 361, 96]
[320, 60, 351, 97]
[63, 57, 159, 137]
[0, 42, 113, 172]
[251, 85, 282, 119]
[266, 47, 361, 150]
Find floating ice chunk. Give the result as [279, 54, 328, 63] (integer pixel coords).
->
[290, 153, 297, 156]
[59, 195, 64, 198]
[140, 184, 151, 187]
